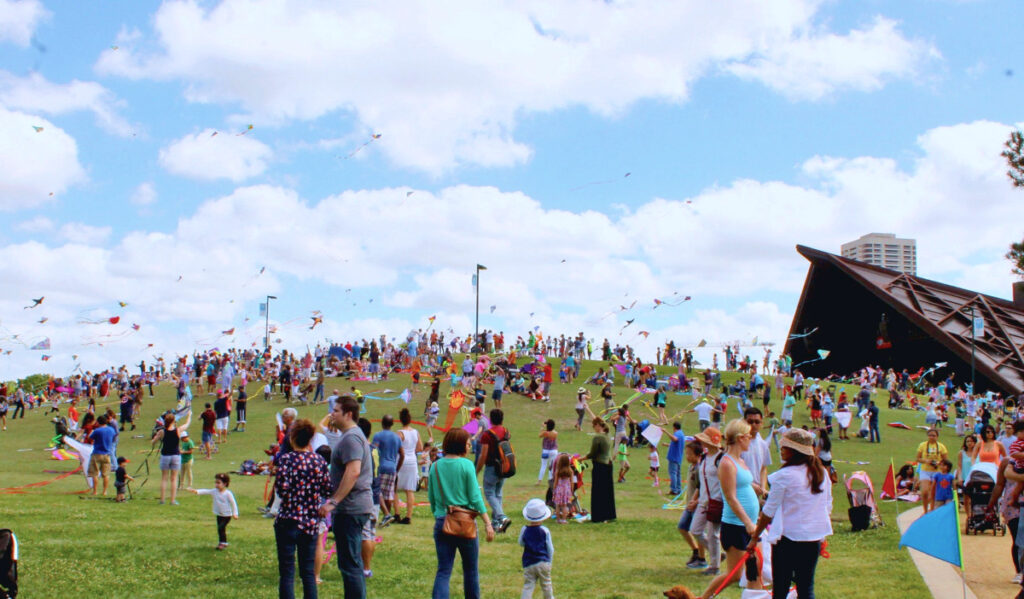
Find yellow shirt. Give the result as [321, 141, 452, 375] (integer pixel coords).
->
[917, 441, 948, 472]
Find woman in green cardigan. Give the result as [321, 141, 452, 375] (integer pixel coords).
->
[583, 416, 616, 522]
[428, 427, 495, 599]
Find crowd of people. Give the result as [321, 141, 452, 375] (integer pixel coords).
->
[4, 327, 1024, 599]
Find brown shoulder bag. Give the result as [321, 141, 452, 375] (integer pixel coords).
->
[434, 462, 478, 539]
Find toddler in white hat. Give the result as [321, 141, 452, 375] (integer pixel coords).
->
[519, 498, 555, 598]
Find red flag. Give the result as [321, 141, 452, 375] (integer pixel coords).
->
[882, 459, 897, 499]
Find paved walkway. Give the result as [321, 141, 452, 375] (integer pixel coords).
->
[898, 506, 1018, 599]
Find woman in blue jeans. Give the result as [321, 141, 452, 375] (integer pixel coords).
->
[427, 428, 495, 599]
[274, 419, 332, 599]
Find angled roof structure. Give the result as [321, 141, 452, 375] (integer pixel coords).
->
[785, 245, 1024, 395]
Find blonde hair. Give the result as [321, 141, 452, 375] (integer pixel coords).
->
[723, 419, 752, 446]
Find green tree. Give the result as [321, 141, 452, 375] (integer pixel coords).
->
[1005, 130, 1024, 187]
[1002, 131, 1024, 279]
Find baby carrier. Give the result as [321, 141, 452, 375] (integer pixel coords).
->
[0, 529, 18, 598]
[964, 462, 1005, 536]
[845, 471, 883, 531]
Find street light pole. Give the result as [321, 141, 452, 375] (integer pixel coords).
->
[475, 264, 486, 353]
[265, 295, 277, 350]
[962, 305, 976, 394]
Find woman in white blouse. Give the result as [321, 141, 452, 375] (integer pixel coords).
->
[748, 428, 832, 599]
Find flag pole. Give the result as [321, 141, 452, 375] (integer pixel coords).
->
[953, 485, 966, 599]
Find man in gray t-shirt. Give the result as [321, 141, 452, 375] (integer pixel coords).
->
[320, 396, 372, 597]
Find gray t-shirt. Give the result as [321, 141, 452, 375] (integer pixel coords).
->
[331, 426, 374, 515]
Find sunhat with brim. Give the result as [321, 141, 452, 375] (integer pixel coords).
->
[694, 427, 722, 448]
[180, 430, 190, 438]
[578, 387, 587, 394]
[522, 498, 552, 523]
[780, 429, 816, 456]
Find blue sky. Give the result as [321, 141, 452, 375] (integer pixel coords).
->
[0, 0, 1021, 377]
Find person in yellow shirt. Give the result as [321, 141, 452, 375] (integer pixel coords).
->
[916, 428, 948, 513]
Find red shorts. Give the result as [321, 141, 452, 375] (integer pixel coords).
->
[811, 409, 822, 419]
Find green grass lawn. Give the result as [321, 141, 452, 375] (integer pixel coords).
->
[0, 360, 936, 598]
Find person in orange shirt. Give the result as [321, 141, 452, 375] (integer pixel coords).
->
[68, 399, 80, 430]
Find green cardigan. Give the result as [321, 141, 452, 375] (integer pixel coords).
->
[587, 434, 612, 465]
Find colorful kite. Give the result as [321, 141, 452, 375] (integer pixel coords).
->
[24, 297, 44, 309]
[619, 319, 635, 334]
[309, 316, 323, 330]
[37, 317, 48, 324]
[32, 126, 43, 133]
[638, 331, 650, 339]
[221, 328, 235, 336]
[793, 349, 831, 369]
[343, 133, 382, 159]
[237, 124, 254, 136]
[30, 338, 51, 350]
[131, 324, 141, 331]
[41, 355, 51, 361]
[653, 296, 691, 309]
[79, 316, 120, 325]
[788, 327, 819, 340]
[118, 301, 128, 308]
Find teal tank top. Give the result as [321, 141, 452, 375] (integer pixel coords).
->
[722, 455, 760, 526]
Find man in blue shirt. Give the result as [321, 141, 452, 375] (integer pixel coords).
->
[88, 414, 117, 496]
[666, 421, 686, 496]
[371, 414, 404, 525]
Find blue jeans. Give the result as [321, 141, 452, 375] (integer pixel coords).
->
[668, 460, 682, 496]
[869, 423, 880, 443]
[274, 518, 317, 599]
[432, 517, 480, 599]
[483, 465, 505, 526]
[333, 513, 369, 598]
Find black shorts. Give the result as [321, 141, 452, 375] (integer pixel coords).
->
[720, 522, 751, 551]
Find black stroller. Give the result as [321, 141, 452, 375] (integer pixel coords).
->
[964, 462, 1006, 535]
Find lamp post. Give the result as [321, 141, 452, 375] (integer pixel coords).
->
[474, 264, 486, 354]
[961, 305, 976, 394]
[265, 295, 277, 350]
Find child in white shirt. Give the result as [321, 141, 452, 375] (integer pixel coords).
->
[649, 445, 661, 487]
[189, 472, 239, 550]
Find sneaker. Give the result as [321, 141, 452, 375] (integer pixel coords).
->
[686, 559, 707, 570]
[396, 517, 411, 525]
[170, 501, 180, 506]
[1014, 573, 1022, 584]
[702, 568, 720, 576]
[363, 570, 373, 578]
[498, 517, 512, 533]
[258, 507, 270, 514]
[379, 515, 393, 527]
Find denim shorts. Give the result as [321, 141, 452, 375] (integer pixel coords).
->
[159, 455, 181, 471]
[677, 509, 694, 531]
[919, 470, 936, 482]
[202, 431, 214, 444]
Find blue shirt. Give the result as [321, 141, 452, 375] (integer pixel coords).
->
[934, 472, 955, 502]
[89, 426, 116, 455]
[667, 430, 685, 463]
[721, 455, 760, 526]
[371, 430, 402, 474]
[519, 525, 554, 567]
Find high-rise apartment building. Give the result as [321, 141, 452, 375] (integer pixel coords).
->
[840, 233, 917, 275]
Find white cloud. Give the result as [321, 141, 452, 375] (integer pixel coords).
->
[0, 71, 133, 136]
[130, 182, 157, 206]
[0, 107, 87, 209]
[58, 223, 112, 245]
[0, 0, 48, 47]
[159, 129, 272, 181]
[14, 215, 52, 232]
[726, 17, 938, 100]
[0, 119, 1020, 378]
[95, 0, 933, 173]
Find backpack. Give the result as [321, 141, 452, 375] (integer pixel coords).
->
[0, 529, 18, 598]
[486, 430, 517, 478]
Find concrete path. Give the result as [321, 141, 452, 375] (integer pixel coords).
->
[898, 506, 1018, 599]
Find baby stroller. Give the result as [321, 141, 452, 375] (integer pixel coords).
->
[845, 471, 883, 532]
[964, 462, 1006, 536]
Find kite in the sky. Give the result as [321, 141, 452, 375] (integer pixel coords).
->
[619, 319, 635, 334]
[788, 327, 819, 340]
[221, 328, 235, 336]
[24, 297, 44, 309]
[309, 316, 323, 330]
[118, 301, 128, 308]
[406, 191, 414, 197]
[653, 296, 691, 309]
[620, 300, 637, 311]
[343, 133, 382, 159]
[570, 172, 631, 192]
[176, 276, 183, 282]
[697, 339, 707, 348]
[41, 355, 51, 361]
[30, 338, 51, 350]
[38, 317, 48, 324]
[32, 126, 43, 133]
[131, 323, 141, 331]
[236, 124, 254, 136]
[79, 316, 120, 325]
[792, 349, 831, 369]
[638, 331, 650, 339]
[490, 305, 496, 313]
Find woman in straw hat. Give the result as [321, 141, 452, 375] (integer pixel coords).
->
[689, 426, 724, 576]
[748, 428, 833, 599]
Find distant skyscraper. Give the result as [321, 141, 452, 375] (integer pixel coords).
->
[840, 233, 917, 275]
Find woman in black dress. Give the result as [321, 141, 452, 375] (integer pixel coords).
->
[584, 417, 616, 522]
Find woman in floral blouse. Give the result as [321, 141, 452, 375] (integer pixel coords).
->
[275, 419, 332, 599]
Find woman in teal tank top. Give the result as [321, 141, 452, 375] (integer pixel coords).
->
[700, 419, 764, 599]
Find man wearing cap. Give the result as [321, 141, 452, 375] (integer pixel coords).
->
[519, 498, 555, 599]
